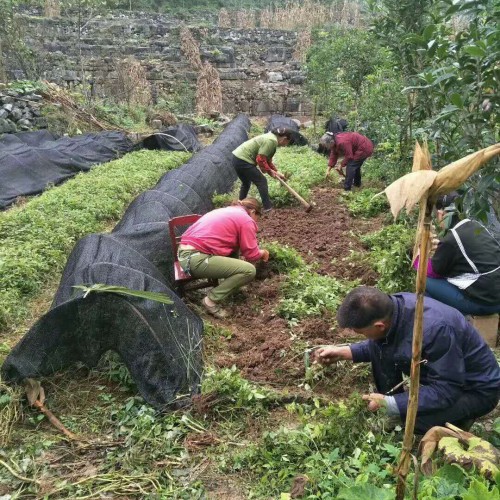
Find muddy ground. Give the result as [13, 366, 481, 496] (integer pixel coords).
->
[190, 185, 384, 396]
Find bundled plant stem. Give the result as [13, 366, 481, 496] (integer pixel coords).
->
[395, 198, 432, 499]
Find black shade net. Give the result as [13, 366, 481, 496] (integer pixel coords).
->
[265, 114, 308, 146]
[138, 124, 202, 153]
[2, 114, 251, 409]
[0, 130, 134, 209]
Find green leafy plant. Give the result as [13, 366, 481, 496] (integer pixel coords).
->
[262, 241, 305, 274]
[341, 188, 389, 218]
[230, 394, 399, 497]
[211, 192, 234, 208]
[361, 223, 416, 293]
[267, 146, 328, 207]
[201, 366, 272, 417]
[278, 269, 354, 320]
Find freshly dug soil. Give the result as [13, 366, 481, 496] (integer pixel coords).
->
[196, 186, 384, 395]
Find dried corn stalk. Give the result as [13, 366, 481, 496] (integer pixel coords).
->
[44, 0, 60, 18]
[115, 57, 151, 107]
[293, 30, 312, 63]
[180, 27, 202, 71]
[218, 8, 231, 28]
[196, 62, 222, 117]
[384, 142, 500, 220]
[235, 10, 255, 29]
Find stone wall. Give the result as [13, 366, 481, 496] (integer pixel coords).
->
[6, 11, 312, 116]
[0, 89, 47, 134]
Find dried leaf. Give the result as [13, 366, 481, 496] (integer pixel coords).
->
[419, 424, 499, 479]
[24, 378, 45, 406]
[430, 143, 500, 197]
[384, 170, 438, 218]
[412, 141, 432, 172]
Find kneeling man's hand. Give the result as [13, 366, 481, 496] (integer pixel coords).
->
[362, 393, 386, 412]
[312, 345, 352, 365]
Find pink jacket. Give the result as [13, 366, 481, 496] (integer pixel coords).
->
[180, 206, 262, 261]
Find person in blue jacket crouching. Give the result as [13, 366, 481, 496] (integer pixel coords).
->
[314, 286, 500, 433]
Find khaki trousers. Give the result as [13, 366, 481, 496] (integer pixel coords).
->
[178, 249, 256, 302]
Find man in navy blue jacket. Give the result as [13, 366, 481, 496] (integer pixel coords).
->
[314, 286, 500, 433]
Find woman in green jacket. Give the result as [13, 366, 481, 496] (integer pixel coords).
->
[232, 128, 291, 212]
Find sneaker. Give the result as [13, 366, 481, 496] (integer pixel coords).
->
[264, 208, 273, 213]
[202, 297, 228, 319]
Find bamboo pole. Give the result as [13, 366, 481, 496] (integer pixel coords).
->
[395, 198, 433, 499]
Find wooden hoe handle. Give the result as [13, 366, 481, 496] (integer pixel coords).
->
[276, 177, 312, 213]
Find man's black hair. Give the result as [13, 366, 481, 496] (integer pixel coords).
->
[336, 286, 393, 329]
[436, 191, 460, 210]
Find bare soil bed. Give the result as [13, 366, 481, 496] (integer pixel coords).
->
[194, 185, 384, 396]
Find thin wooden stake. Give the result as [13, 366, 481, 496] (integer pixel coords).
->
[395, 198, 433, 499]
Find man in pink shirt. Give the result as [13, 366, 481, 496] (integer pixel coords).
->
[178, 197, 270, 318]
[325, 131, 374, 191]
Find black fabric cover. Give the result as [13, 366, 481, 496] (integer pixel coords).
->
[325, 116, 348, 134]
[265, 114, 308, 146]
[139, 124, 201, 152]
[1, 114, 251, 409]
[0, 130, 134, 209]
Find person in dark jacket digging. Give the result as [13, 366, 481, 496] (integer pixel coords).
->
[313, 286, 500, 434]
[324, 131, 374, 191]
[419, 192, 500, 316]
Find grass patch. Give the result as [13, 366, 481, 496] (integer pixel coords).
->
[0, 150, 190, 331]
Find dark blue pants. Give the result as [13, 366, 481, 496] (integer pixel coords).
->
[233, 155, 272, 210]
[369, 342, 499, 434]
[425, 278, 500, 316]
[344, 158, 366, 191]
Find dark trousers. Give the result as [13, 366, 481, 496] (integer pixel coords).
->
[425, 278, 500, 315]
[369, 343, 499, 434]
[344, 158, 366, 191]
[233, 155, 272, 210]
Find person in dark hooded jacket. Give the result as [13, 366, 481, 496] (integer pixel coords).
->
[420, 193, 500, 316]
[313, 286, 500, 434]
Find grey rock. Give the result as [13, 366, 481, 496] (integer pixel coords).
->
[18, 119, 32, 130]
[268, 72, 283, 82]
[2, 103, 13, 112]
[11, 108, 23, 121]
[0, 109, 8, 119]
[151, 119, 162, 130]
[0, 118, 17, 133]
[1, 96, 15, 105]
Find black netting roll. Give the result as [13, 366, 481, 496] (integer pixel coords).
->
[138, 124, 202, 152]
[0, 131, 135, 209]
[265, 114, 308, 146]
[2, 115, 251, 409]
